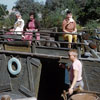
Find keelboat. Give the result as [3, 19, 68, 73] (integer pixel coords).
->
[0, 28, 100, 100]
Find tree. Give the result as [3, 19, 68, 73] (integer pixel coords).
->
[15, 0, 44, 22]
[43, 0, 100, 30]
[15, 0, 34, 15]
[0, 4, 9, 28]
[0, 4, 8, 19]
[77, 0, 100, 26]
[41, 0, 80, 30]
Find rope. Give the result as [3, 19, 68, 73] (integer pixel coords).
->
[83, 66, 90, 91]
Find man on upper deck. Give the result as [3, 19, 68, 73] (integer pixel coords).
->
[62, 10, 77, 48]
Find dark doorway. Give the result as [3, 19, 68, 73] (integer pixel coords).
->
[38, 59, 69, 100]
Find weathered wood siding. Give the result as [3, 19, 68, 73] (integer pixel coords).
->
[82, 60, 100, 92]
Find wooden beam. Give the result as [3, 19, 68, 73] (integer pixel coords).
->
[19, 85, 34, 97]
[0, 34, 22, 40]
[0, 50, 66, 59]
[27, 57, 35, 92]
[35, 39, 87, 45]
[0, 49, 100, 62]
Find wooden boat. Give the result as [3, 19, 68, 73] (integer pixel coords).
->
[0, 28, 100, 100]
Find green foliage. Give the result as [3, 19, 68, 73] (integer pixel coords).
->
[43, 0, 100, 30]
[0, 4, 8, 18]
[0, 0, 100, 30]
[0, 18, 13, 29]
[8, 13, 16, 27]
[76, 24, 83, 30]
[77, 0, 100, 26]
[0, 4, 9, 28]
[15, 0, 44, 22]
[15, 0, 35, 15]
[85, 20, 100, 29]
[0, 0, 44, 28]
[0, 20, 4, 28]
[0, 12, 16, 29]
[42, 0, 80, 30]
[41, 9, 64, 30]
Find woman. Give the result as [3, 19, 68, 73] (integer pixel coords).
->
[23, 12, 40, 43]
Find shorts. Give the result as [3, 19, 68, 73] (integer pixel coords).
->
[74, 80, 84, 89]
[70, 80, 84, 89]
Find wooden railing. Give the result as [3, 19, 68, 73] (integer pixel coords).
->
[0, 29, 100, 61]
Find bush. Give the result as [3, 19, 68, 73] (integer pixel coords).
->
[85, 20, 100, 30]
[41, 9, 65, 31]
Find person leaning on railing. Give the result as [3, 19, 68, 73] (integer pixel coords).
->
[22, 12, 40, 44]
[6, 12, 24, 41]
[14, 12, 25, 35]
[62, 10, 77, 48]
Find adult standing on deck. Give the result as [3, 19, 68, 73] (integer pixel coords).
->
[62, 11, 77, 48]
[68, 49, 84, 95]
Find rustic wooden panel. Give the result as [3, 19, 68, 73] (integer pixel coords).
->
[6, 41, 30, 46]
[35, 47, 68, 57]
[4, 45, 31, 52]
[0, 54, 11, 92]
[19, 57, 42, 98]
[82, 60, 100, 92]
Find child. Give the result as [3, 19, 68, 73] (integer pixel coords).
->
[68, 49, 84, 94]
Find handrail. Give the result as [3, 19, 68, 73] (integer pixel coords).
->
[0, 29, 99, 38]
[0, 30, 96, 48]
[35, 40, 87, 45]
[0, 29, 99, 60]
[0, 30, 97, 35]
[1, 30, 79, 35]
[0, 28, 98, 32]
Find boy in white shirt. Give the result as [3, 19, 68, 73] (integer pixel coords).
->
[68, 49, 84, 94]
[14, 12, 24, 34]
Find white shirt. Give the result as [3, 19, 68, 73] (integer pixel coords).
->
[70, 59, 82, 81]
[14, 18, 24, 34]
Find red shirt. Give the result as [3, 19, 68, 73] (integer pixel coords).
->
[62, 18, 76, 32]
